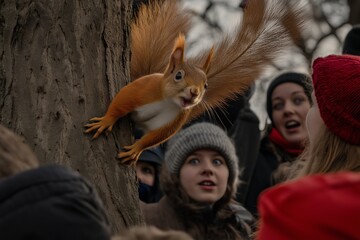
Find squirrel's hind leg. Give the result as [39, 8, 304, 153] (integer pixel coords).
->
[118, 128, 170, 165]
[118, 143, 143, 166]
[118, 112, 188, 165]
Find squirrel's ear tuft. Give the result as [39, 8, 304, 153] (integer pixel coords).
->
[169, 34, 185, 73]
[203, 46, 214, 74]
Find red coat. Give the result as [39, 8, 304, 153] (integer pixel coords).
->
[257, 172, 360, 240]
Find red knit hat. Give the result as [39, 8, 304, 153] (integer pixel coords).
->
[312, 54, 360, 145]
[257, 172, 360, 240]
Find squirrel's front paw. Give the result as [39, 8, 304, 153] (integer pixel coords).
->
[118, 145, 142, 166]
[84, 116, 116, 139]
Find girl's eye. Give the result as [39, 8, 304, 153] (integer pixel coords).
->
[174, 70, 185, 81]
[273, 102, 283, 110]
[293, 97, 305, 105]
[188, 158, 200, 165]
[141, 167, 154, 175]
[213, 159, 224, 165]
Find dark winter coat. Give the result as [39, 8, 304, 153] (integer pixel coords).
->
[141, 196, 186, 231]
[0, 165, 111, 240]
[141, 196, 253, 240]
[229, 103, 261, 204]
[243, 129, 298, 218]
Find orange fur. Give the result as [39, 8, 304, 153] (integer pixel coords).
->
[119, 110, 190, 165]
[131, 0, 191, 80]
[85, 29, 207, 164]
[85, 0, 306, 165]
[84, 74, 164, 139]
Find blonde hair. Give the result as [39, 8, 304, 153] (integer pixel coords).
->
[298, 124, 360, 177]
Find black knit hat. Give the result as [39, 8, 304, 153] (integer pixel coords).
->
[342, 25, 360, 56]
[266, 72, 312, 123]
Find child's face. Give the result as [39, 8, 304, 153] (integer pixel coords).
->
[179, 149, 229, 204]
[136, 161, 156, 186]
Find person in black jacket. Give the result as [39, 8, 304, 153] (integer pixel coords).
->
[0, 124, 111, 240]
[0, 165, 112, 240]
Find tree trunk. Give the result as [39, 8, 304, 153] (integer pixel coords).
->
[0, 0, 143, 234]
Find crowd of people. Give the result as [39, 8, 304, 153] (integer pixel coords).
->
[1, 2, 360, 239]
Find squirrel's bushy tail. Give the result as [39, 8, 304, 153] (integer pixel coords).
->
[189, 0, 307, 119]
[130, 0, 307, 121]
[131, 0, 191, 81]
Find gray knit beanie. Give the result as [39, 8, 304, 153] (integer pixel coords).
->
[165, 122, 239, 188]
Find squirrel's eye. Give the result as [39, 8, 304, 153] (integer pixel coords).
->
[174, 70, 185, 81]
[204, 83, 208, 89]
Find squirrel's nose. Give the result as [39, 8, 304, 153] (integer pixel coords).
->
[190, 88, 199, 98]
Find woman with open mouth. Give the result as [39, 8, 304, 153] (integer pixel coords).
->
[141, 122, 254, 240]
[242, 71, 312, 218]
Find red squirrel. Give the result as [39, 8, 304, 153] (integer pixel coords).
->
[85, 0, 305, 165]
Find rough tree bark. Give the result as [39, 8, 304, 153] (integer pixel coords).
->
[0, 0, 143, 233]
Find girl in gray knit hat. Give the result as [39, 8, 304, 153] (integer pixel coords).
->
[141, 122, 254, 240]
